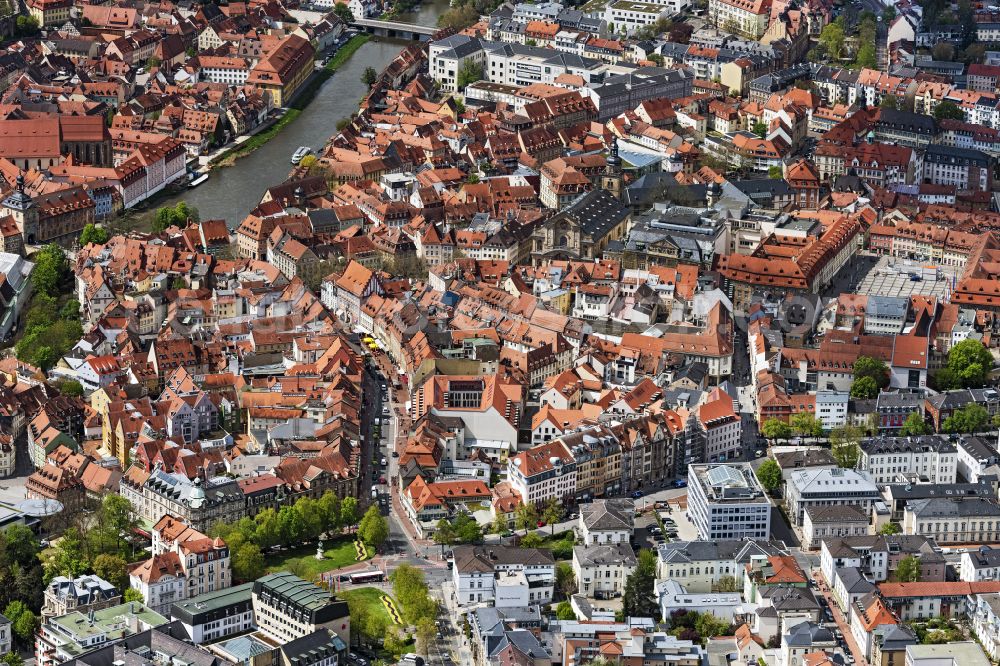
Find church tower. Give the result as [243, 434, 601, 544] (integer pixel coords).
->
[1, 174, 36, 252]
[601, 139, 623, 200]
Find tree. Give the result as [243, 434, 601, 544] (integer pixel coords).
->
[383, 626, 409, 659]
[358, 505, 389, 550]
[31, 244, 71, 298]
[146, 56, 161, 69]
[790, 412, 823, 439]
[333, 2, 354, 23]
[437, 4, 479, 29]
[361, 66, 378, 86]
[556, 562, 577, 599]
[879, 522, 902, 535]
[715, 575, 739, 592]
[830, 424, 864, 467]
[124, 588, 145, 603]
[850, 375, 879, 399]
[519, 532, 543, 548]
[932, 42, 956, 61]
[390, 565, 438, 626]
[944, 403, 990, 434]
[768, 165, 783, 179]
[514, 503, 539, 535]
[433, 519, 456, 553]
[752, 121, 768, 138]
[232, 543, 265, 582]
[3, 602, 36, 647]
[879, 95, 899, 110]
[946, 339, 994, 387]
[854, 356, 889, 388]
[56, 379, 84, 397]
[556, 601, 576, 620]
[832, 441, 861, 468]
[900, 412, 930, 436]
[2, 652, 24, 666]
[294, 497, 324, 542]
[622, 550, 658, 620]
[755, 458, 782, 493]
[542, 498, 562, 535]
[934, 101, 965, 122]
[452, 512, 483, 543]
[896, 555, 921, 582]
[153, 202, 198, 233]
[761, 418, 791, 443]
[819, 21, 845, 59]
[92, 553, 128, 591]
[45, 527, 89, 581]
[457, 60, 484, 90]
[79, 224, 110, 246]
[15, 15, 40, 37]
[318, 492, 342, 535]
[341, 497, 359, 528]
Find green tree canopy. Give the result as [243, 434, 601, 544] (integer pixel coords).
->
[332, 3, 354, 23]
[124, 588, 145, 603]
[854, 356, 889, 387]
[358, 505, 390, 550]
[361, 66, 378, 86]
[879, 522, 902, 535]
[900, 411, 930, 436]
[519, 532, 543, 548]
[943, 403, 990, 434]
[934, 101, 965, 121]
[790, 412, 823, 438]
[755, 458, 782, 493]
[457, 60, 484, 90]
[623, 550, 658, 619]
[761, 418, 791, 442]
[946, 339, 994, 387]
[555, 601, 576, 620]
[232, 543, 265, 582]
[830, 424, 865, 467]
[79, 223, 110, 246]
[818, 21, 844, 58]
[514, 503, 539, 535]
[850, 375, 880, 399]
[896, 555, 921, 582]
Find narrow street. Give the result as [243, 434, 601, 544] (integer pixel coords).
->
[813, 570, 869, 666]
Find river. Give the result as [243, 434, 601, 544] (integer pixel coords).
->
[160, 0, 449, 225]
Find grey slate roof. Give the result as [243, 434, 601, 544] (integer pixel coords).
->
[581, 498, 634, 532]
[573, 543, 637, 568]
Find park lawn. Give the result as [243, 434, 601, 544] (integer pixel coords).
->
[340, 588, 416, 658]
[265, 538, 369, 577]
[340, 587, 397, 626]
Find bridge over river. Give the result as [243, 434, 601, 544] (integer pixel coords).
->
[352, 17, 437, 41]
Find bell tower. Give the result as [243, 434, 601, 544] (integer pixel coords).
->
[601, 139, 623, 200]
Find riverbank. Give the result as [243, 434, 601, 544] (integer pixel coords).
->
[210, 34, 372, 167]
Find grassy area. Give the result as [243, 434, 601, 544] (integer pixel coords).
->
[341, 587, 396, 626]
[264, 538, 370, 578]
[324, 34, 371, 72]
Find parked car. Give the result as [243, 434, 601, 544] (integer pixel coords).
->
[537, 520, 546, 528]
[632, 490, 643, 499]
[674, 479, 687, 488]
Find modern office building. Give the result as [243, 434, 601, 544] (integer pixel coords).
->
[687, 463, 771, 540]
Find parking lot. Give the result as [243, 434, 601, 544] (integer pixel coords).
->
[855, 255, 962, 300]
[637, 496, 698, 549]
